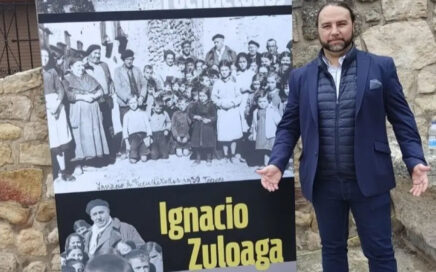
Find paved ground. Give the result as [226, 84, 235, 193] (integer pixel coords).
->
[297, 236, 436, 272]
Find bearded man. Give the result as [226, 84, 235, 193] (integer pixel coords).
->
[257, 2, 430, 271]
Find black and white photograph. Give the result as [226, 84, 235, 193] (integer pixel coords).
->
[40, 14, 293, 194]
[36, 0, 291, 14]
[59, 198, 163, 272]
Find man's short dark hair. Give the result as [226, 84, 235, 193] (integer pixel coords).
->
[316, 1, 356, 27]
[164, 50, 175, 60]
[181, 40, 191, 47]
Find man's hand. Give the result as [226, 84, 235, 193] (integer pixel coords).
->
[256, 165, 282, 192]
[410, 163, 431, 196]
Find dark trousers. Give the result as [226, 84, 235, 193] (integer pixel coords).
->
[128, 132, 149, 160]
[150, 131, 169, 160]
[312, 179, 397, 272]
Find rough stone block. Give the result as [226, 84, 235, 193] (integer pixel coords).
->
[365, 9, 381, 25]
[396, 69, 416, 100]
[295, 210, 312, 227]
[0, 123, 21, 140]
[0, 95, 32, 121]
[0, 143, 13, 167]
[415, 94, 436, 116]
[48, 227, 59, 245]
[2, 68, 42, 94]
[19, 143, 52, 166]
[45, 173, 54, 199]
[391, 177, 436, 261]
[362, 21, 436, 70]
[0, 253, 17, 272]
[0, 201, 30, 225]
[36, 200, 56, 222]
[16, 229, 47, 256]
[417, 65, 436, 94]
[51, 254, 61, 271]
[382, 0, 427, 21]
[0, 168, 43, 205]
[23, 261, 47, 272]
[23, 122, 48, 141]
[0, 222, 14, 249]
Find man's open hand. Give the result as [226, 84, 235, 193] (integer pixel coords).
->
[256, 165, 282, 192]
[410, 163, 431, 196]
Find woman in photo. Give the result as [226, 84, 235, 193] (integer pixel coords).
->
[63, 57, 109, 174]
[42, 48, 75, 182]
[211, 60, 243, 162]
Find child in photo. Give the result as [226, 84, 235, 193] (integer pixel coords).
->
[73, 219, 90, 238]
[171, 78, 180, 94]
[207, 69, 220, 85]
[171, 96, 191, 157]
[150, 99, 171, 160]
[279, 74, 290, 114]
[163, 92, 177, 119]
[260, 52, 274, 70]
[194, 59, 205, 78]
[245, 74, 264, 127]
[190, 88, 217, 165]
[199, 74, 212, 89]
[211, 60, 243, 162]
[265, 72, 282, 113]
[65, 259, 84, 272]
[235, 52, 255, 134]
[250, 91, 282, 166]
[185, 57, 195, 75]
[178, 79, 187, 95]
[122, 96, 153, 164]
[184, 82, 193, 99]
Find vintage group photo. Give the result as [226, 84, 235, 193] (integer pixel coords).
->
[39, 15, 293, 194]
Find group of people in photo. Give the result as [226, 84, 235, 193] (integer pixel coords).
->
[61, 199, 163, 272]
[43, 32, 292, 182]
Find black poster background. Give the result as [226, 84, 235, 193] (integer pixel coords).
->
[55, 178, 295, 271]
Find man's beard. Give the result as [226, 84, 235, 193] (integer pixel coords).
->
[320, 34, 354, 53]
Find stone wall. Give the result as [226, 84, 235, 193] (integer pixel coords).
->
[0, 0, 435, 270]
[0, 68, 59, 271]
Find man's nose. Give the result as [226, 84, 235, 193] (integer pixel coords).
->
[331, 25, 339, 35]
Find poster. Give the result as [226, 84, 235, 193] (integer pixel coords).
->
[36, 0, 295, 271]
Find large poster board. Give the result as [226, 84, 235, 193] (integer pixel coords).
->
[36, 1, 295, 271]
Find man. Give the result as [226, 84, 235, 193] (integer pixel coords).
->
[84, 199, 145, 258]
[257, 2, 430, 272]
[85, 44, 116, 159]
[205, 34, 236, 70]
[266, 38, 279, 68]
[247, 40, 261, 67]
[156, 50, 182, 83]
[125, 249, 151, 272]
[177, 40, 196, 64]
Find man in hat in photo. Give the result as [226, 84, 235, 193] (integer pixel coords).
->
[84, 199, 145, 258]
[114, 49, 148, 157]
[85, 44, 116, 160]
[205, 34, 236, 70]
[247, 40, 261, 67]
